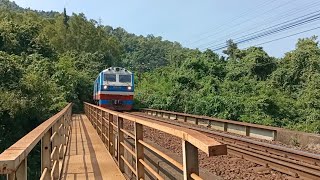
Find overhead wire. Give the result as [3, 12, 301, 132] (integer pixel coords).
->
[189, 0, 276, 37]
[210, 21, 320, 51]
[250, 25, 320, 47]
[206, 9, 320, 49]
[188, 0, 297, 47]
[203, 10, 320, 50]
[186, 0, 278, 46]
[211, 18, 320, 50]
[197, 0, 320, 49]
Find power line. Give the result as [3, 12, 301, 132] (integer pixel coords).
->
[205, 11, 320, 50]
[251, 26, 320, 47]
[189, 0, 299, 47]
[207, 9, 320, 49]
[211, 21, 320, 51]
[197, 1, 320, 49]
[186, 0, 278, 46]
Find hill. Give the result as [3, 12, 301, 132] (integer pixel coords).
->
[0, 0, 319, 160]
[0, 0, 60, 17]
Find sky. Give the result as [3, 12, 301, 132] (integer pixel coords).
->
[12, 0, 320, 57]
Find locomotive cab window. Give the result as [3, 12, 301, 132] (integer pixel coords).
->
[119, 75, 131, 83]
[104, 74, 116, 82]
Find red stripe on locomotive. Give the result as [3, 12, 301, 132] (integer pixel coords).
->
[96, 94, 133, 100]
[100, 104, 133, 111]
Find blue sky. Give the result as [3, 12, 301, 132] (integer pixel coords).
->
[13, 0, 320, 57]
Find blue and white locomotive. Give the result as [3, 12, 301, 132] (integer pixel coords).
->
[93, 67, 134, 111]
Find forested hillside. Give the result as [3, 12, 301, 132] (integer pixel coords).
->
[137, 39, 320, 133]
[0, 0, 190, 153]
[1, 0, 319, 159]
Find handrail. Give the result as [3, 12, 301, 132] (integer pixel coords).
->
[85, 103, 226, 156]
[84, 102, 227, 180]
[0, 103, 72, 180]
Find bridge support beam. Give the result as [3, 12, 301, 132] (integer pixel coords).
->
[109, 113, 115, 156]
[52, 123, 60, 179]
[41, 130, 52, 180]
[183, 140, 199, 180]
[135, 123, 144, 180]
[117, 117, 125, 173]
[59, 117, 65, 159]
[102, 111, 106, 145]
[7, 158, 27, 180]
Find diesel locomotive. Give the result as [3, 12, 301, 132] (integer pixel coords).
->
[93, 67, 134, 111]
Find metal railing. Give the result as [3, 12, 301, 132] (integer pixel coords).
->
[142, 108, 279, 141]
[84, 102, 227, 180]
[0, 103, 72, 180]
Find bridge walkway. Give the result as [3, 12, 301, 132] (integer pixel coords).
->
[0, 103, 226, 180]
[61, 114, 124, 180]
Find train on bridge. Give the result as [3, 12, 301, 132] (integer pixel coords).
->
[93, 67, 134, 111]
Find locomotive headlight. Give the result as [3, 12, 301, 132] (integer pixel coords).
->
[127, 86, 132, 90]
[103, 85, 108, 90]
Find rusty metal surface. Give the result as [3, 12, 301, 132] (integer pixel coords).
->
[61, 114, 125, 180]
[142, 108, 280, 131]
[143, 109, 278, 141]
[132, 112, 320, 180]
[0, 103, 72, 174]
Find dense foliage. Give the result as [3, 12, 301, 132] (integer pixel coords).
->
[0, 1, 186, 178]
[137, 39, 320, 133]
[0, 0, 319, 170]
[0, 0, 186, 154]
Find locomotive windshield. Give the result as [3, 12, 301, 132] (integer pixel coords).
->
[119, 75, 131, 83]
[104, 74, 116, 82]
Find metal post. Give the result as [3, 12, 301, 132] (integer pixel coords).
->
[90, 106, 93, 123]
[245, 126, 250, 136]
[95, 109, 98, 129]
[69, 107, 72, 125]
[273, 130, 277, 141]
[89, 106, 92, 123]
[100, 109, 103, 137]
[66, 110, 70, 140]
[90, 106, 92, 121]
[102, 111, 106, 144]
[63, 114, 67, 146]
[41, 130, 52, 180]
[135, 123, 144, 180]
[86, 105, 89, 119]
[223, 122, 228, 132]
[93, 109, 96, 129]
[52, 124, 60, 179]
[97, 109, 100, 135]
[117, 117, 124, 172]
[114, 116, 118, 160]
[59, 118, 64, 159]
[182, 140, 199, 180]
[109, 113, 114, 156]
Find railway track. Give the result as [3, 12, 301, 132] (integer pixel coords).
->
[127, 112, 320, 180]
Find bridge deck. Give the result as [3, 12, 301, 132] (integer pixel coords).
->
[61, 114, 125, 180]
